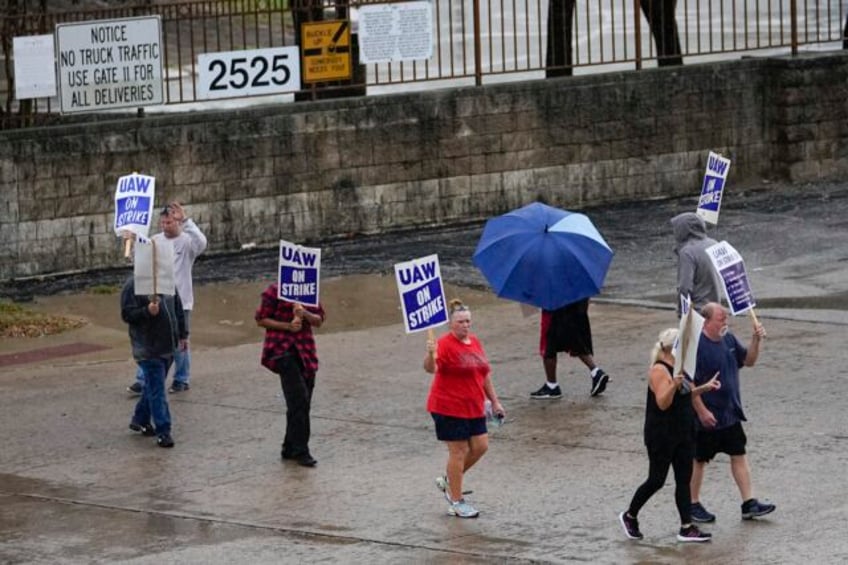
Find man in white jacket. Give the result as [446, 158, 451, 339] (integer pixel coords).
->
[128, 201, 207, 394]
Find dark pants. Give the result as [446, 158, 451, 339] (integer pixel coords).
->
[277, 353, 315, 458]
[627, 439, 694, 524]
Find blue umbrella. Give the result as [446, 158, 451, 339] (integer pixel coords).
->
[472, 202, 614, 310]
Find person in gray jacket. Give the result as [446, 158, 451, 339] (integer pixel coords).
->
[127, 201, 207, 395]
[122, 275, 187, 448]
[671, 212, 722, 316]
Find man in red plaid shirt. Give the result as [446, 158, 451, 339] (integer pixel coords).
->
[255, 283, 325, 467]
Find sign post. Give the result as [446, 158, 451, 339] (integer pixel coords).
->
[55, 16, 164, 114]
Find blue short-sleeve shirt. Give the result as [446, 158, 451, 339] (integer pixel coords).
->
[694, 332, 748, 429]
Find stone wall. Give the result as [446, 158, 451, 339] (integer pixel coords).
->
[1, 51, 847, 280]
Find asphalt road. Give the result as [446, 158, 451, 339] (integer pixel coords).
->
[1, 179, 847, 564]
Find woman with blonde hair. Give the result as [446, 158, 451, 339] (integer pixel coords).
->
[424, 298, 505, 518]
[619, 327, 721, 542]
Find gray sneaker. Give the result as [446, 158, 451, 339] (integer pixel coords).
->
[435, 475, 472, 500]
[448, 499, 479, 518]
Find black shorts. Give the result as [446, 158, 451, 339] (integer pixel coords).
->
[695, 422, 747, 462]
[542, 299, 593, 358]
[431, 413, 487, 441]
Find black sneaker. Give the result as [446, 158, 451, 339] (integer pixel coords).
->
[127, 382, 143, 395]
[129, 422, 155, 436]
[590, 369, 609, 397]
[619, 511, 643, 540]
[677, 524, 712, 543]
[690, 501, 716, 523]
[741, 498, 776, 520]
[157, 434, 175, 448]
[169, 382, 190, 393]
[530, 383, 562, 399]
[296, 454, 317, 467]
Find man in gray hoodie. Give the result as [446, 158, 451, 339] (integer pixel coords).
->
[670, 212, 722, 316]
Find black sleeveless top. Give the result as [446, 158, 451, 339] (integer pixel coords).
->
[644, 361, 695, 447]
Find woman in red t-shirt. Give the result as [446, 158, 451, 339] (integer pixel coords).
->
[424, 299, 505, 518]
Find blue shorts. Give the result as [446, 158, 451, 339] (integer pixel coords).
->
[431, 413, 487, 441]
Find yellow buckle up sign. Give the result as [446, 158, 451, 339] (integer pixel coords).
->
[301, 20, 351, 83]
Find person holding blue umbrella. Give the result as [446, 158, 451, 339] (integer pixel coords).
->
[472, 201, 615, 399]
[531, 297, 610, 398]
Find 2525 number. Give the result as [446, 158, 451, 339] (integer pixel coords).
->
[197, 46, 301, 100]
[208, 54, 291, 90]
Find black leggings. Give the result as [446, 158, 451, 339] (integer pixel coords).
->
[627, 439, 693, 524]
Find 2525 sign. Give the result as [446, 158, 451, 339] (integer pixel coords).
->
[197, 46, 301, 100]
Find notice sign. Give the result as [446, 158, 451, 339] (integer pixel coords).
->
[113, 173, 155, 237]
[359, 1, 433, 64]
[278, 239, 321, 307]
[56, 16, 164, 114]
[13, 34, 57, 99]
[394, 254, 447, 334]
[706, 241, 756, 315]
[301, 20, 351, 83]
[696, 151, 731, 225]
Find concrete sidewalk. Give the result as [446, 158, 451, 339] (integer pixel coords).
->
[2, 298, 847, 563]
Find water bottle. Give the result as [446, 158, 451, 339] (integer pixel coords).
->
[484, 399, 504, 428]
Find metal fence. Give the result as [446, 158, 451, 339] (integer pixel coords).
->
[1, 0, 846, 128]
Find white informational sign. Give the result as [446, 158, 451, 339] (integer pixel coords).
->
[278, 239, 321, 307]
[133, 235, 175, 297]
[394, 254, 447, 334]
[13, 34, 57, 99]
[673, 294, 705, 379]
[696, 151, 731, 225]
[196, 46, 301, 100]
[706, 240, 757, 315]
[55, 16, 164, 114]
[113, 173, 155, 237]
[358, 1, 433, 64]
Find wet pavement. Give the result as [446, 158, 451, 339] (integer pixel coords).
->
[2, 180, 848, 563]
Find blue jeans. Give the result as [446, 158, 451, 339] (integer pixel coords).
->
[132, 357, 173, 435]
[135, 311, 191, 386]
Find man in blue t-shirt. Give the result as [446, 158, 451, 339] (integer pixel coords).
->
[689, 303, 776, 523]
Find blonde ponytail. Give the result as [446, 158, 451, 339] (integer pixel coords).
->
[651, 327, 679, 364]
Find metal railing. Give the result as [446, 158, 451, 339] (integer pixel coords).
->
[1, 0, 846, 128]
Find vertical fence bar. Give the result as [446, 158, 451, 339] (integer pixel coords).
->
[790, 0, 798, 54]
[473, 0, 482, 84]
[633, 0, 642, 69]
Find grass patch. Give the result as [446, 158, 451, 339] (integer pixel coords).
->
[0, 301, 87, 338]
[89, 284, 120, 295]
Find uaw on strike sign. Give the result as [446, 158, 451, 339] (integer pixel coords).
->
[56, 16, 164, 114]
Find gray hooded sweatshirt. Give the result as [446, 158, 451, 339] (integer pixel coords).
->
[671, 212, 722, 315]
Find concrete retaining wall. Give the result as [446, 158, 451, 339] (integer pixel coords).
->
[1, 51, 847, 279]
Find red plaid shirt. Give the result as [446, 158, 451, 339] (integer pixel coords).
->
[255, 283, 325, 377]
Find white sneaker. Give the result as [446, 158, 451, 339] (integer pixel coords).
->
[435, 475, 472, 500]
[448, 499, 479, 518]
